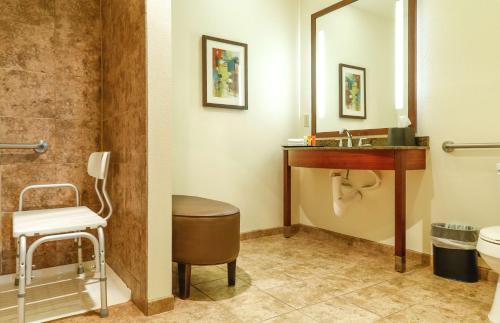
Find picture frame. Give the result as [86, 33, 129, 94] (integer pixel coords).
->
[202, 35, 248, 110]
[339, 63, 366, 119]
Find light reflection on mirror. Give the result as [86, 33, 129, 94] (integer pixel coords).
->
[317, 30, 326, 119]
[395, 0, 404, 111]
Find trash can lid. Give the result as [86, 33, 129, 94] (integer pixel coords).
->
[431, 223, 478, 242]
[480, 226, 500, 244]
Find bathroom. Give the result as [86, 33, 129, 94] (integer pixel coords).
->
[0, 0, 499, 321]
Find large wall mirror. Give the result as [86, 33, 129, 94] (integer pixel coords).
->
[312, 0, 416, 137]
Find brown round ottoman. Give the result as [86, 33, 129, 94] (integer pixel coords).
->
[172, 195, 240, 299]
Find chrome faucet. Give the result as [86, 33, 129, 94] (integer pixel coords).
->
[340, 128, 353, 147]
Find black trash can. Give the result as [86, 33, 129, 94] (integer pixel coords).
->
[431, 223, 479, 283]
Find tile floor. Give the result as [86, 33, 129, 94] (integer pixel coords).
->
[57, 232, 496, 322]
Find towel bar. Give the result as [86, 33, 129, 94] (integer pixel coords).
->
[442, 141, 500, 153]
[0, 140, 48, 154]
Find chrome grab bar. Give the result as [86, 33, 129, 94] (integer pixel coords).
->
[0, 140, 48, 154]
[442, 141, 500, 153]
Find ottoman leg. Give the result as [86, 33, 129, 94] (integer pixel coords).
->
[178, 263, 191, 299]
[227, 260, 236, 286]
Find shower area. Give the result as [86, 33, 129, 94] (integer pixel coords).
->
[0, 0, 151, 320]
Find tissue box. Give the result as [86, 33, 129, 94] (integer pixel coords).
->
[388, 127, 415, 146]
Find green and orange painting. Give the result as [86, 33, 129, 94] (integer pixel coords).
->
[344, 73, 361, 111]
[212, 48, 240, 98]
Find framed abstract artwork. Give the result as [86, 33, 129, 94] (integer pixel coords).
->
[339, 64, 366, 119]
[202, 35, 248, 110]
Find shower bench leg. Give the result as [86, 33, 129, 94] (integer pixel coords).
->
[18, 235, 27, 323]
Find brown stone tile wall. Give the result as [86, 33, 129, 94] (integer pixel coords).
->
[101, 0, 148, 313]
[0, 0, 102, 274]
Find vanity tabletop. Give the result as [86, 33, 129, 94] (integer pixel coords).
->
[282, 145, 429, 151]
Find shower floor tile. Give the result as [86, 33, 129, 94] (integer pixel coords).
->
[0, 262, 130, 322]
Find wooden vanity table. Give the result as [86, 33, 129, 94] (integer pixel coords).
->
[283, 146, 427, 273]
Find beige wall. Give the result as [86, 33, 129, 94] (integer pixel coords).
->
[297, 0, 500, 254]
[146, 0, 173, 305]
[172, 0, 299, 232]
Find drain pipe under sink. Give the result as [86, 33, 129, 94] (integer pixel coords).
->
[330, 170, 382, 216]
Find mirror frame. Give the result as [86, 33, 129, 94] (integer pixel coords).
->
[311, 0, 417, 138]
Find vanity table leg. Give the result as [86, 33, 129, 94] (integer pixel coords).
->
[395, 151, 407, 272]
[283, 150, 293, 238]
